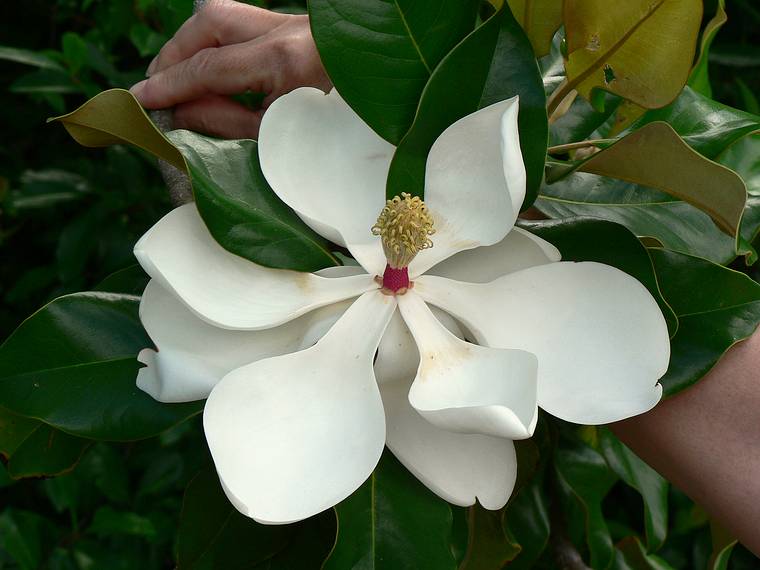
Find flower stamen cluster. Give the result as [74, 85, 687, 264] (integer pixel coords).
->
[372, 193, 435, 269]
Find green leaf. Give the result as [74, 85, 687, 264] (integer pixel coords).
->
[557, 0, 702, 111]
[0, 45, 65, 71]
[6, 423, 90, 480]
[177, 468, 293, 569]
[61, 32, 88, 74]
[387, 4, 548, 207]
[522, 217, 678, 336]
[459, 505, 520, 569]
[0, 293, 202, 440]
[309, 0, 479, 144]
[506, 0, 563, 57]
[503, 477, 551, 569]
[555, 437, 618, 569]
[10, 69, 80, 94]
[536, 170, 738, 265]
[48, 89, 186, 171]
[571, 121, 748, 239]
[634, 87, 760, 160]
[599, 428, 668, 552]
[718, 134, 760, 247]
[0, 509, 54, 570]
[88, 506, 157, 540]
[167, 130, 339, 271]
[613, 536, 676, 570]
[649, 248, 760, 396]
[385, 8, 503, 198]
[324, 452, 456, 570]
[94, 265, 150, 296]
[687, 0, 726, 97]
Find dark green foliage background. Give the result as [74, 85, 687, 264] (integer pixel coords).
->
[0, 0, 759, 568]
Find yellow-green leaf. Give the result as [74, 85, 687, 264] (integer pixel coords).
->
[559, 0, 702, 111]
[579, 121, 747, 239]
[47, 88, 185, 171]
[506, 0, 563, 57]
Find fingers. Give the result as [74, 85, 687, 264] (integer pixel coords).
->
[147, 0, 286, 76]
[173, 95, 264, 139]
[132, 17, 330, 111]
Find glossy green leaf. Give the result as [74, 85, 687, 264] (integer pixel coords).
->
[649, 248, 760, 396]
[0, 293, 202, 440]
[10, 69, 80, 94]
[94, 264, 150, 296]
[507, 0, 563, 57]
[521, 217, 678, 336]
[710, 538, 737, 570]
[385, 8, 502, 198]
[1, 404, 90, 480]
[613, 536, 676, 570]
[574, 121, 748, 238]
[599, 428, 668, 552]
[718, 134, 760, 246]
[387, 5, 548, 207]
[503, 476, 551, 569]
[167, 130, 339, 271]
[536, 170, 738, 264]
[7, 423, 90, 480]
[634, 87, 760, 160]
[309, 0, 479, 144]
[177, 468, 297, 569]
[459, 505, 519, 569]
[48, 88, 185, 170]
[555, 438, 618, 569]
[324, 452, 456, 570]
[688, 0, 727, 97]
[558, 0, 702, 111]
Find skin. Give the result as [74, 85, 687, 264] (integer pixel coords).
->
[611, 329, 760, 557]
[132, 1, 760, 556]
[130, 0, 331, 139]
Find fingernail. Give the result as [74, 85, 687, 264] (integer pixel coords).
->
[146, 55, 159, 77]
[130, 79, 147, 98]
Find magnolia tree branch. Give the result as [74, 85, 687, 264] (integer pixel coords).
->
[148, 0, 208, 206]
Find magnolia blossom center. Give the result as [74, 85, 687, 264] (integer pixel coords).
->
[371, 192, 435, 294]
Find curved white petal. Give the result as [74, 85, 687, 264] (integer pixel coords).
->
[409, 97, 526, 277]
[133, 204, 377, 330]
[258, 87, 391, 274]
[203, 291, 396, 524]
[398, 292, 538, 439]
[137, 274, 358, 402]
[374, 305, 463, 386]
[415, 263, 669, 425]
[425, 227, 560, 283]
[381, 373, 517, 509]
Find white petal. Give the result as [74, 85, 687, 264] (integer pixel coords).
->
[397, 292, 538, 439]
[381, 376, 517, 509]
[374, 305, 463, 386]
[425, 227, 560, 283]
[415, 263, 669, 425]
[203, 291, 396, 524]
[133, 203, 376, 330]
[258, 87, 391, 274]
[137, 279, 354, 403]
[409, 97, 526, 277]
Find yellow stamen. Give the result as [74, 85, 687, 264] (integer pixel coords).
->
[371, 193, 435, 269]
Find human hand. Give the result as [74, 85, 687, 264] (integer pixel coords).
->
[129, 0, 331, 139]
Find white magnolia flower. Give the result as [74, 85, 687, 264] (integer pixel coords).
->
[133, 88, 670, 525]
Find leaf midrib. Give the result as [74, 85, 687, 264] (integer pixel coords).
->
[392, 0, 432, 73]
[1, 355, 137, 382]
[567, 0, 667, 91]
